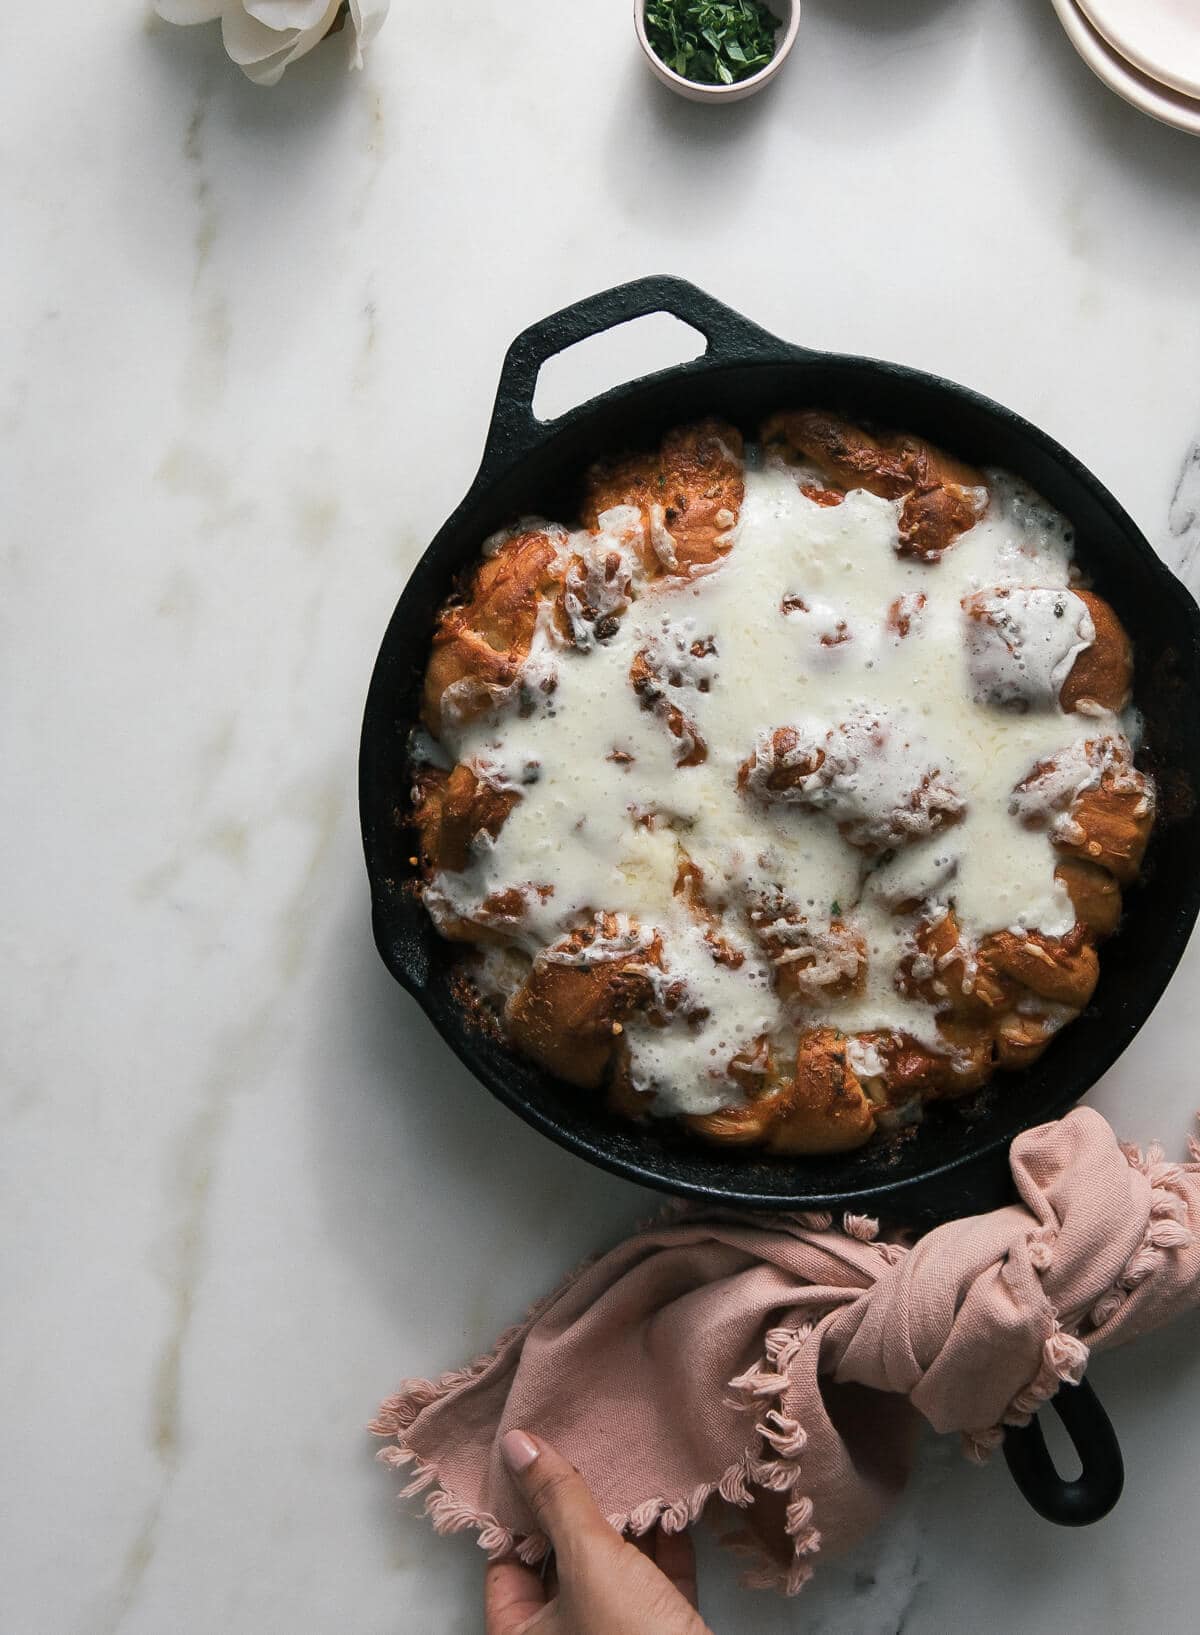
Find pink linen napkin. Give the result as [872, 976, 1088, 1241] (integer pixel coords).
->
[372, 1108, 1200, 1593]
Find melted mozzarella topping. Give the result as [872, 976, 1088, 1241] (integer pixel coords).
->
[965, 586, 1095, 707]
[430, 460, 1139, 1117]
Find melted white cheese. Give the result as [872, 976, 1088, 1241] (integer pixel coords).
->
[433, 459, 1139, 1117]
[964, 586, 1095, 707]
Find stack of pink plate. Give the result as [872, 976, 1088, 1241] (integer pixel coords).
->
[1051, 0, 1200, 134]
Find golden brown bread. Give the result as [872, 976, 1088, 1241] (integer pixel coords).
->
[761, 410, 914, 499]
[582, 420, 744, 578]
[1013, 741, 1154, 886]
[765, 1030, 878, 1153]
[426, 884, 554, 947]
[1061, 778, 1154, 884]
[925, 1018, 996, 1094]
[686, 1027, 877, 1154]
[760, 410, 986, 561]
[992, 1012, 1064, 1070]
[896, 482, 983, 561]
[799, 481, 845, 507]
[1056, 857, 1122, 940]
[505, 919, 663, 1090]
[893, 906, 1098, 1086]
[749, 908, 867, 1005]
[900, 907, 1098, 1014]
[873, 1025, 993, 1101]
[1059, 590, 1133, 714]
[422, 528, 568, 736]
[977, 926, 1099, 1012]
[897, 909, 1004, 1015]
[412, 763, 519, 873]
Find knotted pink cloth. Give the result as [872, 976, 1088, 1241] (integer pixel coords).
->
[372, 1109, 1200, 1593]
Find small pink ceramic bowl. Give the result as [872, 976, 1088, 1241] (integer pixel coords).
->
[635, 0, 801, 103]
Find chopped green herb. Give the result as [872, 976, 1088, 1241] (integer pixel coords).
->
[831, 900, 842, 917]
[644, 0, 782, 87]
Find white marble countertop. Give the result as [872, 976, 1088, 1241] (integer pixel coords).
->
[5, 3, 1200, 1631]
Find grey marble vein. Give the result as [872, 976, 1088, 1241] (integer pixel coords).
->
[1167, 437, 1200, 591]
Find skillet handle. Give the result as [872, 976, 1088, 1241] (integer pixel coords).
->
[1002, 1379, 1124, 1526]
[477, 275, 800, 481]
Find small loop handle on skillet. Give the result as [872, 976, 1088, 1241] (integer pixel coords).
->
[1002, 1379, 1124, 1526]
[477, 275, 799, 482]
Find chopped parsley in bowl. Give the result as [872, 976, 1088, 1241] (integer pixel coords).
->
[643, 0, 785, 87]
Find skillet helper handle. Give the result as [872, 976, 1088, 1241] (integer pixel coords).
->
[478, 275, 792, 480]
[1002, 1379, 1124, 1525]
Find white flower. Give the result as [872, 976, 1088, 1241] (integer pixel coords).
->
[154, 0, 389, 86]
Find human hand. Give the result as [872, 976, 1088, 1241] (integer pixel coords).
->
[484, 1430, 715, 1635]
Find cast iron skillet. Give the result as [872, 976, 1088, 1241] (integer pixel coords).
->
[360, 276, 1200, 1526]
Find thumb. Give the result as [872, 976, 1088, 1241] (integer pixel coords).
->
[500, 1430, 615, 1563]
